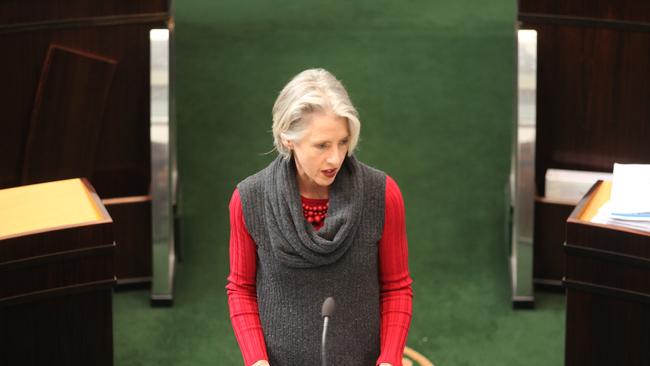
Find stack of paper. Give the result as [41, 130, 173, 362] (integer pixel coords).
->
[591, 164, 650, 232]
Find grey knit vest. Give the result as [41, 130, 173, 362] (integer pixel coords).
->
[237, 154, 386, 366]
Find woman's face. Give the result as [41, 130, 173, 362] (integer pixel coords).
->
[289, 112, 350, 191]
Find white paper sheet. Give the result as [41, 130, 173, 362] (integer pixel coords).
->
[609, 163, 650, 215]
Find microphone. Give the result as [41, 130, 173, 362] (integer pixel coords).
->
[321, 297, 336, 366]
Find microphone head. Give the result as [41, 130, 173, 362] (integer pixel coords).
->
[321, 297, 336, 318]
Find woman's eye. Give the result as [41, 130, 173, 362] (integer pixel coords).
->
[340, 140, 349, 145]
[317, 144, 327, 149]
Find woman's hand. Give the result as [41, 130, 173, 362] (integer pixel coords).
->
[251, 361, 269, 366]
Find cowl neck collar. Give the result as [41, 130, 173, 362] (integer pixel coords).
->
[263, 154, 364, 268]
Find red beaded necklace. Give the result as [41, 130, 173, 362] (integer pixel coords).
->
[301, 200, 329, 225]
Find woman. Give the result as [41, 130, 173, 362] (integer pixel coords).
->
[226, 68, 413, 366]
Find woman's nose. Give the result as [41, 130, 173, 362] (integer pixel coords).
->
[327, 145, 345, 165]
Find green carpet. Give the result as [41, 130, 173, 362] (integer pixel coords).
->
[114, 1, 566, 365]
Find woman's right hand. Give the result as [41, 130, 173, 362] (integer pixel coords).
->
[251, 361, 269, 366]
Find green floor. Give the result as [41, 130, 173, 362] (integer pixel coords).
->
[114, 1, 566, 365]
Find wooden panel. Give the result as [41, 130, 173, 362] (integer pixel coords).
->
[520, 0, 650, 24]
[565, 250, 649, 294]
[0, 243, 115, 298]
[565, 289, 650, 366]
[0, 222, 113, 263]
[104, 197, 152, 283]
[0, 0, 168, 26]
[533, 199, 574, 283]
[22, 45, 116, 185]
[531, 24, 650, 195]
[0, 287, 114, 366]
[0, 21, 162, 196]
[567, 219, 650, 260]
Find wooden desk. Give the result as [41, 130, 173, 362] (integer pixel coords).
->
[0, 178, 115, 366]
[564, 180, 650, 366]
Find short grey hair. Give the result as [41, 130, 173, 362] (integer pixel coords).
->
[271, 68, 361, 160]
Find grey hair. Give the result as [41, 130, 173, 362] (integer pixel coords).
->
[271, 68, 361, 160]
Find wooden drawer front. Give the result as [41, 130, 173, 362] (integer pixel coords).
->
[0, 243, 114, 298]
[565, 243, 650, 296]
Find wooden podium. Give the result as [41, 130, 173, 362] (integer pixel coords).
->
[564, 181, 650, 366]
[0, 1, 170, 287]
[0, 178, 115, 366]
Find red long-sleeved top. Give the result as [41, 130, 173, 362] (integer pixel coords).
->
[226, 175, 413, 366]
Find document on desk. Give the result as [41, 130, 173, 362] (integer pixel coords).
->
[609, 163, 650, 215]
[591, 164, 650, 232]
[592, 201, 650, 231]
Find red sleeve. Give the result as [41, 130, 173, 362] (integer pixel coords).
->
[376, 175, 414, 366]
[226, 188, 269, 366]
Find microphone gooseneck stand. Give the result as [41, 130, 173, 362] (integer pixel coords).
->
[321, 297, 336, 366]
[322, 316, 330, 366]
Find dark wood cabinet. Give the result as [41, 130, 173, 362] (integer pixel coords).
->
[564, 181, 650, 366]
[0, 178, 116, 366]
